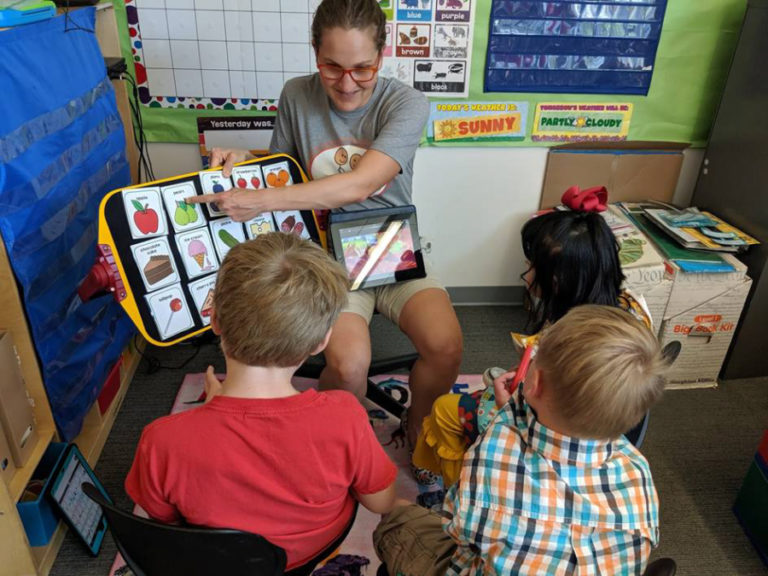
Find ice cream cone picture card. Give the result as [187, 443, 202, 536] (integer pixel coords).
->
[145, 284, 195, 340]
[274, 210, 310, 239]
[198, 170, 233, 217]
[245, 214, 277, 239]
[209, 218, 246, 261]
[175, 228, 219, 279]
[130, 237, 179, 292]
[230, 165, 264, 190]
[161, 181, 206, 233]
[189, 275, 217, 325]
[123, 188, 167, 239]
[263, 162, 293, 188]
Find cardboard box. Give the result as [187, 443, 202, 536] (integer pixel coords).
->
[540, 142, 688, 209]
[0, 422, 16, 487]
[659, 255, 752, 388]
[0, 331, 38, 466]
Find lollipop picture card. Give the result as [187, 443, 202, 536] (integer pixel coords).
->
[245, 213, 277, 239]
[161, 181, 206, 233]
[210, 218, 246, 261]
[263, 162, 293, 188]
[130, 237, 179, 292]
[175, 228, 219, 279]
[198, 170, 233, 217]
[274, 210, 310, 239]
[188, 275, 217, 325]
[145, 284, 195, 340]
[230, 165, 265, 190]
[122, 187, 167, 239]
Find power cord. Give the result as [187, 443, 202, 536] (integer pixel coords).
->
[134, 332, 215, 375]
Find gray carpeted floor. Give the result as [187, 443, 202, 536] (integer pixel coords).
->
[50, 306, 768, 576]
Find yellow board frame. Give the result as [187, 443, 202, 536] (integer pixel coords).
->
[97, 154, 312, 347]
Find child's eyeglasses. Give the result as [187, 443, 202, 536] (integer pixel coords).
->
[317, 64, 379, 82]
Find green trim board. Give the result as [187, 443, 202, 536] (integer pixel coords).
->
[111, 0, 747, 145]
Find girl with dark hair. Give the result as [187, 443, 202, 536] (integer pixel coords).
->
[189, 0, 463, 485]
[412, 208, 652, 489]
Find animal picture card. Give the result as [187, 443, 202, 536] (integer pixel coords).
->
[230, 165, 265, 190]
[175, 228, 219, 279]
[198, 170, 233, 218]
[145, 284, 195, 340]
[209, 217, 246, 261]
[262, 162, 293, 188]
[274, 210, 310, 239]
[130, 237, 179, 292]
[122, 187, 168, 239]
[161, 181, 206, 233]
[245, 213, 277, 239]
[188, 275, 217, 326]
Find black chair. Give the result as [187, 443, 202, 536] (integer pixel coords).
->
[376, 557, 676, 576]
[83, 483, 358, 576]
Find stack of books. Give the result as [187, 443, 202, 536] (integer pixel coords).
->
[642, 207, 759, 253]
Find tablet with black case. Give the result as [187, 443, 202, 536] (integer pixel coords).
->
[46, 443, 111, 556]
[328, 206, 426, 291]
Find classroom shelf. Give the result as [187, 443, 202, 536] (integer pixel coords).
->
[8, 428, 56, 504]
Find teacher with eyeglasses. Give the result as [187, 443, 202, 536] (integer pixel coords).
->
[188, 0, 463, 486]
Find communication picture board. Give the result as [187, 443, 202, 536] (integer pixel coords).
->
[97, 154, 318, 346]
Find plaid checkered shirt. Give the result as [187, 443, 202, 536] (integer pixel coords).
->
[442, 387, 659, 576]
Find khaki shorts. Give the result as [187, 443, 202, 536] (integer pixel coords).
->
[373, 504, 456, 576]
[343, 257, 445, 325]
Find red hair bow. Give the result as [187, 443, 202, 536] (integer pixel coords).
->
[561, 186, 608, 213]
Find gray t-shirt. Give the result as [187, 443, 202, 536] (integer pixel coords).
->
[269, 74, 429, 212]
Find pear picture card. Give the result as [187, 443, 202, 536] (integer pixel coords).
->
[130, 237, 180, 292]
[122, 187, 168, 240]
[245, 213, 277, 239]
[161, 181, 206, 233]
[188, 274, 217, 325]
[209, 218, 246, 261]
[198, 170, 233, 218]
[230, 165, 265, 190]
[175, 228, 219, 279]
[145, 284, 195, 340]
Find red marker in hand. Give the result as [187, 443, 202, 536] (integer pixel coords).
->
[508, 344, 534, 393]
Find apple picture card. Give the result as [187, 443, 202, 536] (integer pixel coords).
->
[130, 237, 179, 292]
[245, 213, 277, 239]
[145, 284, 195, 340]
[188, 275, 217, 325]
[263, 162, 294, 188]
[198, 170, 233, 218]
[175, 228, 219, 279]
[230, 165, 264, 190]
[210, 218, 246, 261]
[122, 187, 167, 239]
[274, 210, 311, 239]
[161, 181, 206, 233]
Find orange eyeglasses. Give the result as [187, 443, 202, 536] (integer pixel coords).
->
[317, 64, 379, 82]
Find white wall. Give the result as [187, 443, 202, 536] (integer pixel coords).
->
[146, 142, 704, 290]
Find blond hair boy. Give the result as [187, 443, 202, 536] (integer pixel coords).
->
[375, 305, 667, 576]
[127, 233, 397, 572]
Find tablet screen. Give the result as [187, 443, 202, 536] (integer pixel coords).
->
[48, 444, 110, 555]
[340, 220, 419, 287]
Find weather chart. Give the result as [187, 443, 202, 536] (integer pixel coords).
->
[97, 155, 318, 345]
[125, 0, 476, 112]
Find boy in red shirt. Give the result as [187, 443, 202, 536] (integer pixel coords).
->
[126, 233, 397, 571]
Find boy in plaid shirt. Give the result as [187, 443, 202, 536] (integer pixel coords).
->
[374, 305, 668, 576]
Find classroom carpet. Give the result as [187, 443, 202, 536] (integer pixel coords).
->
[50, 306, 768, 576]
[107, 372, 486, 576]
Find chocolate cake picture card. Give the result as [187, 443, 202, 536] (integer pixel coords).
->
[262, 161, 293, 188]
[274, 210, 310, 239]
[209, 218, 246, 261]
[175, 228, 219, 279]
[245, 213, 277, 239]
[198, 170, 233, 218]
[161, 181, 206, 233]
[188, 275, 217, 325]
[130, 237, 179, 292]
[145, 284, 195, 340]
[230, 165, 265, 190]
[123, 187, 168, 240]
